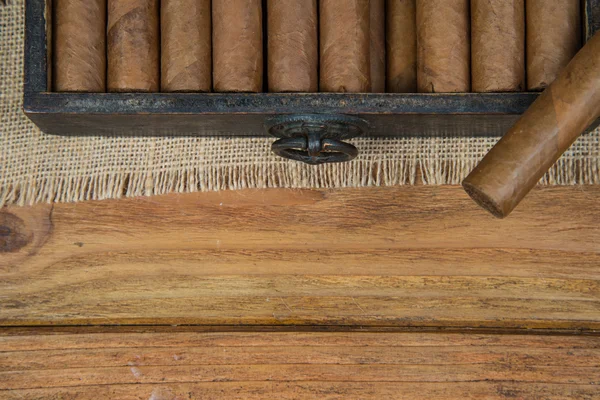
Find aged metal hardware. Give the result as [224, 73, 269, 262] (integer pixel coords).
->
[266, 114, 369, 165]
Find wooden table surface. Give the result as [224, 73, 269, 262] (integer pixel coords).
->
[1, 186, 599, 399]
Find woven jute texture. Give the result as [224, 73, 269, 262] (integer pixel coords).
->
[1, 0, 599, 207]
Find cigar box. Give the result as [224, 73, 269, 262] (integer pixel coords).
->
[23, 0, 600, 164]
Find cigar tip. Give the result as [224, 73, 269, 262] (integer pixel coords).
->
[462, 181, 506, 219]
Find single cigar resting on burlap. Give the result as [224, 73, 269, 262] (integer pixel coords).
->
[320, 0, 371, 93]
[416, 0, 470, 93]
[527, 0, 581, 91]
[108, 0, 159, 92]
[471, 0, 525, 92]
[463, 32, 600, 219]
[370, 0, 386, 93]
[213, 0, 263, 92]
[53, 0, 106, 92]
[161, 0, 212, 92]
[386, 0, 417, 93]
[267, 0, 318, 92]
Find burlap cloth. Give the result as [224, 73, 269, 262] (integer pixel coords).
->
[1, 0, 599, 207]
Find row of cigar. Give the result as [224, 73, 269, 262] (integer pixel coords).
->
[54, 0, 582, 94]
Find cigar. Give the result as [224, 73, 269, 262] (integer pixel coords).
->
[161, 0, 212, 92]
[267, 0, 318, 92]
[213, 0, 263, 93]
[386, 0, 417, 93]
[471, 0, 525, 92]
[416, 0, 470, 93]
[370, 0, 386, 93]
[463, 32, 600, 218]
[108, 0, 160, 92]
[53, 0, 106, 92]
[320, 0, 371, 93]
[527, 0, 582, 91]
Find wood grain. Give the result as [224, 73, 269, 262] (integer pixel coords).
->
[1, 331, 599, 398]
[1, 186, 600, 330]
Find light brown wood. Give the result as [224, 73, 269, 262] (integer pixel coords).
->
[1, 331, 599, 398]
[6, 382, 600, 400]
[1, 186, 600, 330]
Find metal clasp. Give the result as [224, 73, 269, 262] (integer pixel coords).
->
[265, 114, 369, 165]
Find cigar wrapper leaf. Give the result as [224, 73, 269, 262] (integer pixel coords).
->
[463, 32, 600, 218]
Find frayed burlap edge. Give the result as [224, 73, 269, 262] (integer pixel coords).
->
[0, 156, 416, 206]
[2, 152, 599, 207]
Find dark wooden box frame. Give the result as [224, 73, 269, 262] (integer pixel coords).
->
[23, 0, 600, 139]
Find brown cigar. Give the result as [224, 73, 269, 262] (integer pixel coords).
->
[416, 0, 470, 93]
[320, 0, 371, 93]
[386, 0, 417, 93]
[527, 0, 581, 91]
[213, 0, 263, 93]
[161, 0, 212, 92]
[370, 0, 386, 93]
[463, 32, 600, 219]
[267, 0, 318, 92]
[108, 0, 160, 92]
[471, 0, 525, 92]
[53, 0, 106, 92]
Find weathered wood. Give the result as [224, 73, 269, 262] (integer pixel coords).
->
[1, 186, 599, 330]
[5, 383, 600, 400]
[3, 331, 599, 351]
[0, 332, 599, 398]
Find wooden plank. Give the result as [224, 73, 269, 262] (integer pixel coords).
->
[1, 330, 599, 350]
[0, 332, 599, 398]
[1, 186, 600, 330]
[5, 383, 600, 400]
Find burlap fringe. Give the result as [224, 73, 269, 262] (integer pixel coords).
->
[0, 159, 414, 206]
[420, 156, 600, 185]
[2, 157, 597, 207]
